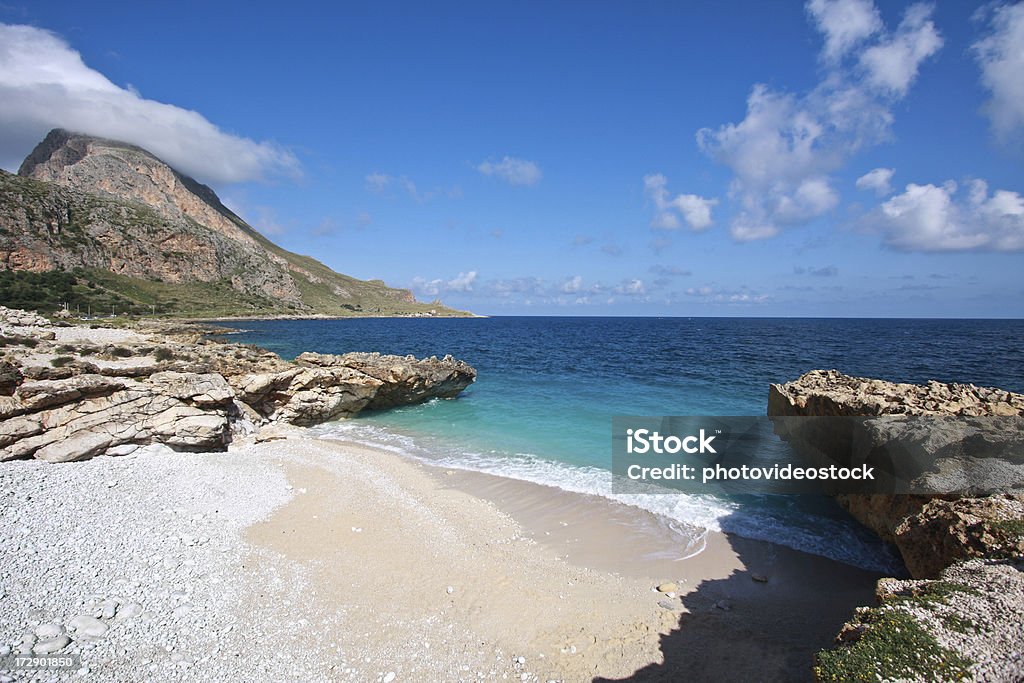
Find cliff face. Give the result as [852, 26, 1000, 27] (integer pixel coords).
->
[1, 129, 454, 317]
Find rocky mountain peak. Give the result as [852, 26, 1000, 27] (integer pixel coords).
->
[18, 128, 254, 245]
[1, 130, 452, 316]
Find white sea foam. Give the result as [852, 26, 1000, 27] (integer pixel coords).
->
[310, 421, 901, 573]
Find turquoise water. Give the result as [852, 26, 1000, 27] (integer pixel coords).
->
[216, 316, 1024, 572]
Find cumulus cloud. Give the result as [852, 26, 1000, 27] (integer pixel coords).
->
[859, 4, 943, 95]
[476, 156, 542, 186]
[872, 179, 1024, 251]
[856, 167, 895, 195]
[696, 1, 941, 241]
[0, 23, 299, 184]
[643, 174, 718, 230]
[807, 0, 882, 62]
[561, 275, 584, 293]
[973, 3, 1024, 142]
[411, 271, 478, 297]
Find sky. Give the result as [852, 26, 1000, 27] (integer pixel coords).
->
[0, 0, 1022, 317]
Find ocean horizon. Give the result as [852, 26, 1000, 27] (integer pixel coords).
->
[212, 315, 1023, 573]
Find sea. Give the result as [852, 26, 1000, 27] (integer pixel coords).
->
[214, 316, 1024, 574]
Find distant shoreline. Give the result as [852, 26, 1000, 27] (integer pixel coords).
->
[185, 312, 489, 323]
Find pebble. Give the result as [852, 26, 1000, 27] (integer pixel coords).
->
[656, 582, 678, 593]
[751, 574, 768, 583]
[116, 602, 144, 621]
[657, 600, 678, 611]
[446, 586, 454, 594]
[172, 603, 194, 619]
[34, 623, 64, 639]
[68, 615, 109, 639]
[383, 672, 396, 683]
[33, 635, 70, 654]
[714, 600, 733, 612]
[100, 599, 120, 620]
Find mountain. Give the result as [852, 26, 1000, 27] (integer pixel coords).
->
[0, 129, 468, 317]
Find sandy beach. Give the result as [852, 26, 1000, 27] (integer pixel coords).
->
[0, 434, 881, 682]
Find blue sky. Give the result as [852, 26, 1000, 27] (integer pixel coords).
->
[1, 1, 1022, 317]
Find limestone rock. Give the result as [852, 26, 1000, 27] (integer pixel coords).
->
[769, 369, 1024, 418]
[819, 559, 1024, 683]
[769, 370, 1024, 578]
[894, 494, 1024, 578]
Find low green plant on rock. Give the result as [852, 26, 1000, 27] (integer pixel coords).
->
[815, 609, 972, 683]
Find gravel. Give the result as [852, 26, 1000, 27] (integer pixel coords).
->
[0, 443, 334, 681]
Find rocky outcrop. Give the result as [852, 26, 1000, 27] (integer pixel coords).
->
[773, 371, 1024, 681]
[0, 306, 50, 327]
[893, 495, 1024, 578]
[769, 369, 1024, 577]
[230, 353, 475, 425]
[769, 369, 1024, 418]
[0, 311, 475, 462]
[1, 130, 465, 317]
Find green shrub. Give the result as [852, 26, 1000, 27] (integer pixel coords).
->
[51, 356, 74, 368]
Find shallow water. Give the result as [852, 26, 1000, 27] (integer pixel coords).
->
[216, 316, 1024, 572]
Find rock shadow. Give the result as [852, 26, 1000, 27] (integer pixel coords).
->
[594, 500, 889, 683]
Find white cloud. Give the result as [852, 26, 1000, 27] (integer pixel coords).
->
[0, 23, 298, 184]
[695, 2, 942, 241]
[412, 270, 478, 297]
[859, 4, 943, 95]
[614, 279, 646, 296]
[643, 174, 718, 230]
[856, 167, 895, 196]
[873, 179, 1024, 251]
[476, 156, 542, 186]
[807, 0, 882, 62]
[973, 3, 1024, 142]
[447, 270, 478, 291]
[561, 275, 583, 293]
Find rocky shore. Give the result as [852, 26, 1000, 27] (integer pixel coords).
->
[770, 370, 1024, 682]
[0, 306, 476, 462]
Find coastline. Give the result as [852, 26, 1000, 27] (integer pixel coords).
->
[0, 434, 879, 682]
[184, 312, 489, 323]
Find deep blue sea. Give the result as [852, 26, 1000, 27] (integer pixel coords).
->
[215, 316, 1024, 573]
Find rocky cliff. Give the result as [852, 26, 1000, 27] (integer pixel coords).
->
[770, 370, 1024, 682]
[0, 308, 475, 462]
[1, 129, 466, 317]
[769, 369, 1024, 576]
